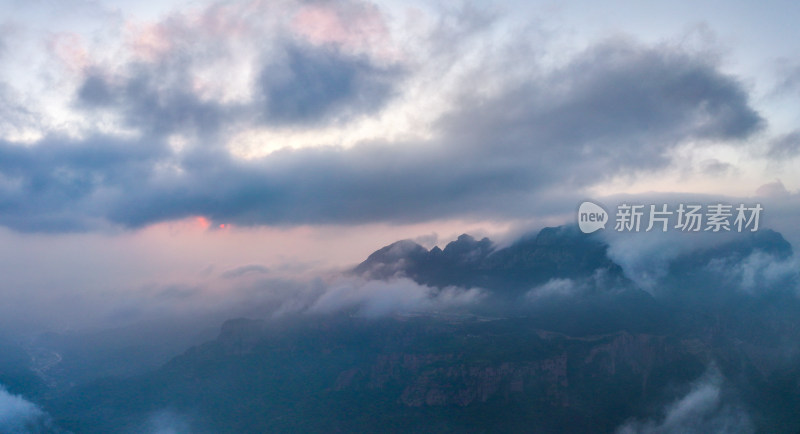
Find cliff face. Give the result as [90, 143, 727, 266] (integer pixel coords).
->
[356, 354, 570, 407]
[328, 328, 705, 409]
[111, 315, 710, 434]
[50, 298, 800, 433]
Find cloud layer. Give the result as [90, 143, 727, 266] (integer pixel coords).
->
[616, 367, 753, 434]
[0, 0, 767, 232]
[0, 385, 60, 434]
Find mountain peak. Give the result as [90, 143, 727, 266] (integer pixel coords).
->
[353, 239, 429, 279]
[354, 225, 621, 293]
[442, 234, 494, 263]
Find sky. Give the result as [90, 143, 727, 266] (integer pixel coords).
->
[0, 0, 799, 332]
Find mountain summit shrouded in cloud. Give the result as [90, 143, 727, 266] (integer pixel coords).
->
[2, 0, 800, 432]
[354, 227, 625, 294]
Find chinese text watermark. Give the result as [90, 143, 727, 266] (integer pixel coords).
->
[578, 201, 762, 234]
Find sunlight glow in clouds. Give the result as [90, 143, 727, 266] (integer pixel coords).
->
[226, 108, 434, 160]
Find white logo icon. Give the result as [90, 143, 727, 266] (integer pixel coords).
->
[578, 201, 608, 233]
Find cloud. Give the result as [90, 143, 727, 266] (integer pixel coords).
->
[307, 277, 485, 317]
[258, 42, 402, 125]
[203, 274, 486, 320]
[73, 0, 402, 136]
[0, 0, 767, 233]
[707, 250, 800, 295]
[699, 159, 734, 176]
[413, 232, 439, 248]
[601, 217, 800, 301]
[755, 179, 791, 197]
[139, 410, 191, 434]
[0, 252, 485, 333]
[77, 69, 230, 138]
[590, 189, 800, 293]
[181, 274, 487, 320]
[440, 40, 761, 168]
[524, 267, 628, 301]
[772, 59, 800, 97]
[604, 225, 799, 296]
[0, 134, 168, 232]
[602, 226, 728, 291]
[616, 367, 753, 434]
[526, 278, 581, 300]
[766, 131, 800, 159]
[0, 83, 41, 141]
[0, 385, 61, 433]
[220, 264, 270, 279]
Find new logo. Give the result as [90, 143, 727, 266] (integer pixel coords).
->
[578, 201, 608, 234]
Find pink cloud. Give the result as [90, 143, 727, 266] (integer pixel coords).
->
[126, 21, 174, 61]
[291, 2, 396, 60]
[49, 32, 90, 72]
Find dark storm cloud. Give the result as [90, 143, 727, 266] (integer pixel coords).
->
[0, 135, 167, 231]
[77, 67, 233, 137]
[110, 40, 761, 227]
[1, 37, 764, 231]
[259, 42, 402, 125]
[75, 47, 399, 135]
[439, 40, 762, 182]
[102, 138, 566, 228]
[76, 31, 402, 134]
[77, 73, 115, 106]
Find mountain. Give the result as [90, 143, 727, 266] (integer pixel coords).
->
[21, 226, 800, 432]
[47, 316, 711, 433]
[355, 226, 626, 294]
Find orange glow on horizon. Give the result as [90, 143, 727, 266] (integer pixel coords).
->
[195, 216, 211, 230]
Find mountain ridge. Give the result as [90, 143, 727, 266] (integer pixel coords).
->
[354, 226, 626, 294]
